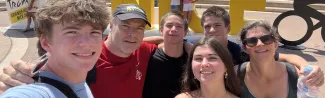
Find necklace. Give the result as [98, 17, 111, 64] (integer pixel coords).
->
[200, 90, 228, 98]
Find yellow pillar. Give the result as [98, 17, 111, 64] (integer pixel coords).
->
[159, 0, 171, 25]
[229, 0, 265, 35]
[138, 0, 154, 29]
[188, 3, 204, 33]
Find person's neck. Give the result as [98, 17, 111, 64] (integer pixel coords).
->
[104, 38, 131, 58]
[247, 59, 281, 79]
[162, 42, 183, 58]
[200, 80, 228, 98]
[43, 60, 87, 83]
[221, 40, 228, 48]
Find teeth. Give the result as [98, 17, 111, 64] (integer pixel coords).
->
[200, 71, 213, 74]
[125, 40, 135, 43]
[256, 49, 267, 53]
[75, 53, 92, 56]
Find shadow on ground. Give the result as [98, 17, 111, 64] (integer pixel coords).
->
[3, 29, 36, 38]
[277, 47, 323, 62]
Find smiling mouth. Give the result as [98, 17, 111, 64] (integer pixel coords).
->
[72, 52, 95, 57]
[200, 71, 214, 74]
[255, 49, 268, 53]
[125, 40, 136, 43]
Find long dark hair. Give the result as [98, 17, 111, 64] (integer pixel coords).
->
[181, 37, 241, 97]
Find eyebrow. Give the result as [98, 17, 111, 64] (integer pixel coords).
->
[194, 54, 218, 56]
[62, 26, 81, 31]
[121, 20, 146, 28]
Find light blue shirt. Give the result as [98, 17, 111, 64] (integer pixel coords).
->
[0, 71, 93, 98]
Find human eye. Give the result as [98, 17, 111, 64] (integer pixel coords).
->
[193, 57, 203, 62]
[65, 31, 77, 36]
[166, 24, 173, 28]
[91, 31, 102, 37]
[204, 26, 211, 30]
[177, 25, 183, 28]
[121, 24, 130, 30]
[208, 56, 219, 61]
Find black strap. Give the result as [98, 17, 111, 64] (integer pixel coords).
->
[86, 64, 97, 85]
[32, 73, 78, 98]
[237, 62, 248, 86]
[283, 62, 299, 94]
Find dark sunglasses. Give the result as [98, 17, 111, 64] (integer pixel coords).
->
[243, 34, 275, 47]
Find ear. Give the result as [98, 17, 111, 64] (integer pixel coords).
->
[159, 26, 163, 35]
[226, 24, 231, 34]
[109, 23, 113, 30]
[274, 40, 279, 49]
[184, 29, 188, 37]
[241, 44, 247, 53]
[40, 35, 52, 53]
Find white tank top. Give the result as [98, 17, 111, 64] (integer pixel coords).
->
[170, 0, 180, 5]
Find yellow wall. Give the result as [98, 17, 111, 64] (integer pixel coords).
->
[111, 0, 266, 35]
[229, 0, 265, 35]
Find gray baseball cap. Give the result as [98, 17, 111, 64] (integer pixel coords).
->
[113, 4, 151, 27]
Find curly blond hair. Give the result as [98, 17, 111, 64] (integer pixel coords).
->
[35, 0, 110, 39]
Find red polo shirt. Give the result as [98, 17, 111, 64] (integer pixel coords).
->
[89, 40, 157, 98]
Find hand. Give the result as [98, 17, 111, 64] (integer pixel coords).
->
[300, 65, 324, 87]
[0, 60, 34, 93]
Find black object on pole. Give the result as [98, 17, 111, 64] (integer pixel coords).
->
[272, 0, 325, 50]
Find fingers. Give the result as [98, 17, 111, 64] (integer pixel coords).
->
[305, 66, 324, 87]
[3, 65, 34, 84]
[0, 72, 25, 87]
[0, 82, 12, 94]
[10, 61, 33, 77]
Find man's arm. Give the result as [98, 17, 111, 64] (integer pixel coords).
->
[143, 36, 164, 45]
[278, 53, 308, 69]
[278, 53, 324, 87]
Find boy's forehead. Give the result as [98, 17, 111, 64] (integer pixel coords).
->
[204, 16, 225, 24]
[59, 21, 101, 29]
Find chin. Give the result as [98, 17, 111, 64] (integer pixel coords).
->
[76, 63, 96, 71]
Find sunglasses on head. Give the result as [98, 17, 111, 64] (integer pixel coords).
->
[243, 34, 275, 47]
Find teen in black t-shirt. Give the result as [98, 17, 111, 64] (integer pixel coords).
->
[142, 44, 187, 98]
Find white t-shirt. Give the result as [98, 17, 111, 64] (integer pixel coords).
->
[170, 0, 180, 5]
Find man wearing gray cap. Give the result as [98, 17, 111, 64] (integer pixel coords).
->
[86, 4, 157, 98]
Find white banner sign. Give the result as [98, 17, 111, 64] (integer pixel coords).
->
[6, 0, 30, 29]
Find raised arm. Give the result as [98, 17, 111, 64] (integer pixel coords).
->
[143, 36, 164, 45]
[278, 53, 324, 87]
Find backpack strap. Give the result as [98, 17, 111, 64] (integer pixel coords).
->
[237, 62, 248, 85]
[283, 62, 299, 94]
[32, 73, 78, 98]
[86, 64, 97, 85]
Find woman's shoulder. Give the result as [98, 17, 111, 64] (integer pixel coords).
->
[175, 90, 200, 98]
[175, 93, 192, 98]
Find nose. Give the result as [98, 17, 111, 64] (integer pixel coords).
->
[127, 28, 137, 37]
[209, 26, 216, 33]
[255, 39, 264, 47]
[201, 58, 210, 67]
[77, 35, 93, 48]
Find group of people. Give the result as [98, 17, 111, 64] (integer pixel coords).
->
[0, 0, 324, 98]
[170, 0, 197, 24]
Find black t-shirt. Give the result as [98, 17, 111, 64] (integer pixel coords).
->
[142, 46, 188, 98]
[228, 41, 243, 65]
